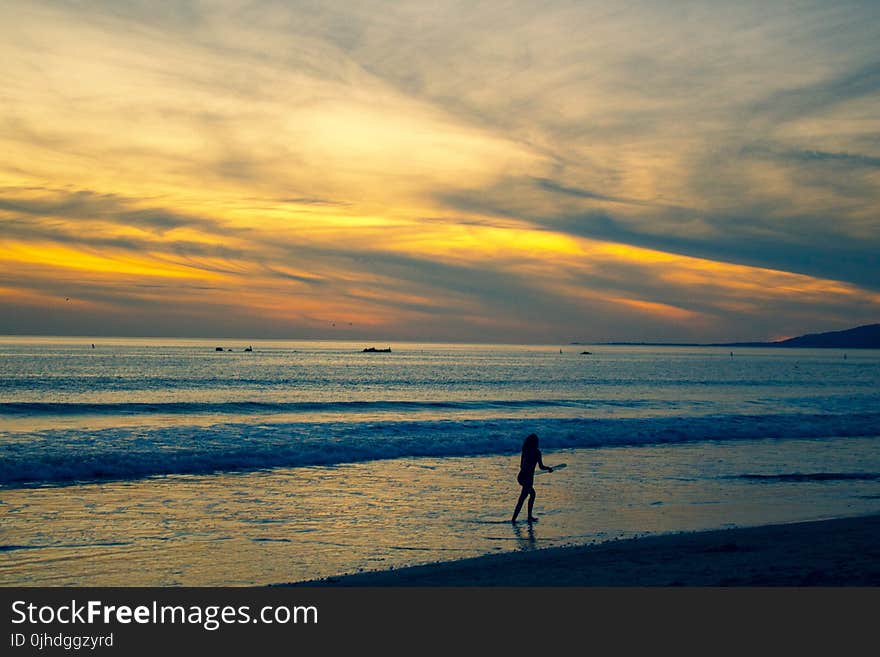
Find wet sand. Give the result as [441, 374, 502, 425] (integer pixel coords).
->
[283, 513, 880, 586]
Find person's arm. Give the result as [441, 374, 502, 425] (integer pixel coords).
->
[537, 451, 553, 472]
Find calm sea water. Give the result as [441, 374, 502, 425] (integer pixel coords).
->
[2, 337, 879, 584]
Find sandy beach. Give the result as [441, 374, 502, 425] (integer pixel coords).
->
[284, 513, 880, 586]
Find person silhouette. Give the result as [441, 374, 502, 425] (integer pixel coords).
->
[511, 433, 553, 523]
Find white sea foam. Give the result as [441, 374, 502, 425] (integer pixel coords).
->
[2, 412, 879, 487]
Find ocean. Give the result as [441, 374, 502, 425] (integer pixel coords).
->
[2, 337, 879, 585]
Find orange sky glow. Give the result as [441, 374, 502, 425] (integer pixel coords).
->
[1, 1, 878, 342]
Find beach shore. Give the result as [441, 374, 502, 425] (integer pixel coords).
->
[282, 513, 880, 586]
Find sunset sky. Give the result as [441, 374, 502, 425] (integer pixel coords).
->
[1, 1, 878, 343]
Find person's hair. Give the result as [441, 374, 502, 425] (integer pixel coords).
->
[523, 433, 539, 452]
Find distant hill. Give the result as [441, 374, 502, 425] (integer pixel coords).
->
[588, 323, 880, 349]
[725, 323, 880, 349]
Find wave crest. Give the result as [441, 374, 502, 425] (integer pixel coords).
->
[2, 412, 878, 488]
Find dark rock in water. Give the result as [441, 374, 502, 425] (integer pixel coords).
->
[215, 347, 224, 351]
[581, 351, 592, 355]
[362, 347, 392, 353]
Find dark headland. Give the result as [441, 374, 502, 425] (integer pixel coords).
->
[581, 322, 880, 349]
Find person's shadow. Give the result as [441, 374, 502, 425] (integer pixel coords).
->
[512, 521, 536, 550]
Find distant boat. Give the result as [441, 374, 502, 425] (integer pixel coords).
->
[580, 351, 592, 355]
[362, 347, 392, 353]
[244, 346, 253, 352]
[215, 347, 224, 351]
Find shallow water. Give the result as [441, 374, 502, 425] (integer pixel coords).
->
[3, 435, 879, 586]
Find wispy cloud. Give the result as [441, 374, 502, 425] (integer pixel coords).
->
[1, 0, 878, 341]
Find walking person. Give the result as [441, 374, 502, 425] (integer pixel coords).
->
[511, 433, 553, 523]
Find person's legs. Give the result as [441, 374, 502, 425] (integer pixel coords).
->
[511, 487, 529, 522]
[527, 488, 536, 520]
